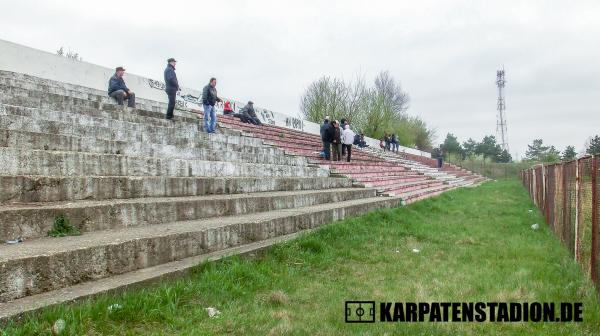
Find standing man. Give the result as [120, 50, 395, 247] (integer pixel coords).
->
[329, 120, 342, 161]
[107, 66, 135, 108]
[320, 116, 330, 160]
[164, 58, 179, 121]
[342, 125, 355, 163]
[202, 77, 222, 133]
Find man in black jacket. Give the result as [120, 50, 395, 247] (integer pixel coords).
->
[202, 77, 222, 133]
[320, 116, 330, 160]
[108, 67, 135, 107]
[241, 101, 262, 125]
[164, 58, 179, 121]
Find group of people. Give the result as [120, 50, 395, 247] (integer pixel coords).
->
[107, 58, 261, 134]
[320, 116, 358, 162]
[381, 132, 400, 153]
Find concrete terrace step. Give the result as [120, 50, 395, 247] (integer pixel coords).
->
[218, 122, 322, 146]
[0, 104, 265, 149]
[0, 175, 352, 203]
[373, 179, 440, 192]
[0, 128, 293, 164]
[0, 187, 376, 241]
[0, 87, 193, 123]
[333, 170, 422, 179]
[0, 76, 180, 116]
[0, 230, 306, 323]
[383, 181, 446, 196]
[0, 195, 402, 304]
[396, 184, 452, 203]
[357, 175, 430, 186]
[0, 71, 166, 104]
[0, 126, 302, 167]
[0, 147, 326, 178]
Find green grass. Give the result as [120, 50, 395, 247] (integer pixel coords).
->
[3, 180, 600, 335]
[47, 214, 80, 238]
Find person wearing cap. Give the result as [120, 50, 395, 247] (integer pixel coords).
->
[243, 101, 262, 126]
[107, 67, 135, 108]
[201, 77, 222, 133]
[342, 124, 356, 162]
[320, 116, 331, 160]
[164, 58, 179, 121]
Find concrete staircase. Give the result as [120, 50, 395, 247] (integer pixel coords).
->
[0, 70, 403, 321]
[360, 147, 487, 187]
[215, 116, 477, 203]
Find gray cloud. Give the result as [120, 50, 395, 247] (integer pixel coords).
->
[1, 0, 598, 158]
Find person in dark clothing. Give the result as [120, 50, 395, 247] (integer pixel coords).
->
[390, 133, 399, 153]
[164, 58, 179, 121]
[223, 101, 234, 115]
[202, 77, 222, 133]
[320, 116, 331, 160]
[358, 133, 367, 148]
[384, 133, 391, 151]
[328, 120, 342, 161]
[247, 102, 262, 125]
[108, 67, 135, 108]
[239, 101, 262, 125]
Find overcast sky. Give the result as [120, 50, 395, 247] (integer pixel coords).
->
[1, 0, 598, 158]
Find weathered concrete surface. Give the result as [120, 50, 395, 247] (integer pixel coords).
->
[0, 70, 407, 320]
[0, 147, 326, 178]
[0, 188, 376, 241]
[0, 230, 309, 324]
[0, 196, 402, 303]
[0, 176, 353, 203]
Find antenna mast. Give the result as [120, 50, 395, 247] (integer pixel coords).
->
[496, 67, 508, 152]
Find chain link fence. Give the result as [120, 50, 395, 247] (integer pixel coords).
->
[521, 156, 599, 290]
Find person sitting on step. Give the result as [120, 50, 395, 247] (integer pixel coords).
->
[240, 101, 262, 125]
[223, 101, 234, 115]
[107, 66, 135, 108]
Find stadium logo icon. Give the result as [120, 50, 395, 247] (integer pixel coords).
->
[345, 301, 376, 323]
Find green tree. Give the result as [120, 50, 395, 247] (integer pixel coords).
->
[440, 133, 462, 160]
[586, 135, 600, 155]
[562, 145, 577, 161]
[544, 146, 561, 162]
[476, 135, 501, 161]
[496, 149, 513, 163]
[462, 138, 478, 159]
[525, 139, 548, 161]
[525, 139, 561, 162]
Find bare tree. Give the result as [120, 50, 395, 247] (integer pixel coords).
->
[300, 70, 433, 148]
[300, 76, 349, 123]
[374, 70, 410, 118]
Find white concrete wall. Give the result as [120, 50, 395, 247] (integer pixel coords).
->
[0, 38, 430, 158]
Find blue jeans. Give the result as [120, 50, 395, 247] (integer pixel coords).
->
[203, 104, 217, 133]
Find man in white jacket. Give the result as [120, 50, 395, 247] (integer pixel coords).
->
[341, 125, 356, 163]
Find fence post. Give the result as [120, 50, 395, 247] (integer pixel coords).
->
[591, 156, 598, 285]
[532, 168, 537, 205]
[574, 158, 580, 261]
[542, 164, 546, 216]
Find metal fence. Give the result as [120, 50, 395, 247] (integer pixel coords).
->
[521, 156, 599, 290]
